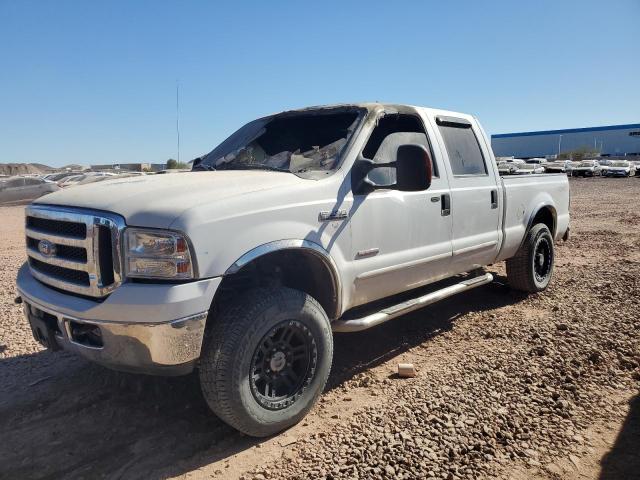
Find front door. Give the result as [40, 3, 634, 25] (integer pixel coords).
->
[2, 177, 26, 202]
[349, 111, 453, 307]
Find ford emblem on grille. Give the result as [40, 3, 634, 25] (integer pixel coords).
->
[38, 239, 56, 257]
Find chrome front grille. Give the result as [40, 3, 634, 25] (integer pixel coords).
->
[25, 205, 125, 297]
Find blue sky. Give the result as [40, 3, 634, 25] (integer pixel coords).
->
[2, 0, 639, 167]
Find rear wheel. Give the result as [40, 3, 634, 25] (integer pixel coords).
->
[507, 223, 555, 293]
[199, 287, 333, 437]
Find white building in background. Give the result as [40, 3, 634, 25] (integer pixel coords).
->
[492, 123, 640, 159]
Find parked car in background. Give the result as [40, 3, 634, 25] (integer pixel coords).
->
[497, 158, 526, 175]
[544, 160, 573, 174]
[598, 159, 613, 176]
[58, 172, 117, 188]
[57, 174, 85, 188]
[0, 176, 60, 203]
[76, 175, 115, 186]
[515, 163, 545, 174]
[603, 160, 636, 177]
[572, 160, 602, 177]
[497, 161, 518, 175]
[45, 171, 85, 183]
[526, 158, 548, 165]
[76, 172, 130, 185]
[631, 161, 640, 176]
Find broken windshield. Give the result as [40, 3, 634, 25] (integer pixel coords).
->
[198, 108, 364, 177]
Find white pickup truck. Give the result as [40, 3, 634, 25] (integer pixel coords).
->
[16, 103, 570, 436]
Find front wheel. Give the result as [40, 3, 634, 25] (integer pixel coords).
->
[199, 287, 333, 437]
[506, 223, 555, 293]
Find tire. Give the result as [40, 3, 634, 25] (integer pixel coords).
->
[506, 223, 555, 293]
[199, 287, 333, 437]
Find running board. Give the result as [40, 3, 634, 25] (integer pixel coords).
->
[332, 273, 494, 333]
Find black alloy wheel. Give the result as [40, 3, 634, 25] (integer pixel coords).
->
[250, 320, 317, 410]
[533, 235, 553, 284]
[506, 223, 555, 292]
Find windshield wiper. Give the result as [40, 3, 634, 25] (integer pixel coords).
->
[217, 164, 291, 173]
[192, 164, 216, 171]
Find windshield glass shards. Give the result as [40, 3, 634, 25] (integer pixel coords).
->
[199, 108, 363, 177]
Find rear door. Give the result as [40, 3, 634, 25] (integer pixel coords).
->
[431, 115, 501, 271]
[23, 178, 46, 199]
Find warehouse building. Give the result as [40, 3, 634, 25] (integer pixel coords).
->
[491, 123, 640, 159]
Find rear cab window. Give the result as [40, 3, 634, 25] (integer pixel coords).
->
[436, 116, 487, 176]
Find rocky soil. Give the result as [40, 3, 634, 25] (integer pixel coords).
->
[0, 178, 638, 480]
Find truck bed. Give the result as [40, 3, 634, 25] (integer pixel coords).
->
[496, 173, 570, 262]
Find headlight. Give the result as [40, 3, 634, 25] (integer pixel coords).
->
[124, 228, 195, 280]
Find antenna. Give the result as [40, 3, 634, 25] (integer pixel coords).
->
[176, 80, 180, 163]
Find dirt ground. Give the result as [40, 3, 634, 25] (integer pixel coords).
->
[0, 178, 638, 480]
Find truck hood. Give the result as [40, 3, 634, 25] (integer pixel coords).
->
[35, 171, 305, 228]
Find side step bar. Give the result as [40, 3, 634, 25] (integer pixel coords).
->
[332, 273, 494, 333]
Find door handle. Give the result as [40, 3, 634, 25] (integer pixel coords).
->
[441, 194, 451, 216]
[490, 189, 498, 209]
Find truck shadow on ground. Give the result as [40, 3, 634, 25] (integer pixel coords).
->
[598, 392, 640, 480]
[0, 274, 523, 480]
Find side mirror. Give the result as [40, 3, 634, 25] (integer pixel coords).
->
[394, 144, 432, 192]
[353, 144, 432, 193]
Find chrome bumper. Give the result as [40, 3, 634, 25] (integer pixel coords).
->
[22, 298, 207, 376]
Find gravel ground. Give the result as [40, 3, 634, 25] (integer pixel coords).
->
[0, 178, 639, 480]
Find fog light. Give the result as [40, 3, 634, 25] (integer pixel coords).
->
[69, 321, 103, 348]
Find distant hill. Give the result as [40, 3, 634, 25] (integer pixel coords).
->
[0, 163, 51, 176]
[0, 163, 88, 176]
[29, 163, 55, 172]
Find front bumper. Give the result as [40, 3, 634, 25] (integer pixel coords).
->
[17, 263, 221, 375]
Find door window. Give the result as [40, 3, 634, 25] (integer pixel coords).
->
[438, 122, 487, 176]
[360, 114, 437, 187]
[5, 178, 26, 188]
